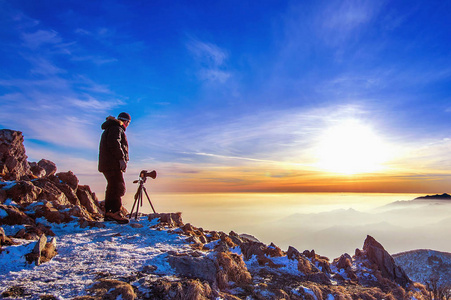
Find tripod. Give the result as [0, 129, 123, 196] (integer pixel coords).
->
[129, 170, 157, 220]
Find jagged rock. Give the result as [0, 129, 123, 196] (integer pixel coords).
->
[29, 162, 46, 178]
[24, 234, 56, 265]
[77, 185, 101, 214]
[263, 242, 284, 257]
[363, 235, 411, 287]
[52, 179, 81, 206]
[168, 254, 217, 283]
[55, 171, 79, 189]
[287, 246, 303, 260]
[336, 253, 353, 270]
[3, 180, 42, 205]
[14, 223, 55, 240]
[0, 204, 35, 225]
[215, 251, 252, 290]
[0, 129, 32, 180]
[29, 201, 73, 224]
[32, 179, 71, 206]
[0, 226, 15, 246]
[148, 212, 184, 227]
[307, 272, 332, 285]
[81, 279, 137, 300]
[37, 159, 57, 177]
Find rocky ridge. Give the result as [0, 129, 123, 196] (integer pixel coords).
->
[0, 129, 432, 299]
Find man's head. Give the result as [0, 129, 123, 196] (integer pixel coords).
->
[117, 112, 131, 128]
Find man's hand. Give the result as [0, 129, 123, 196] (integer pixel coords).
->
[119, 159, 127, 172]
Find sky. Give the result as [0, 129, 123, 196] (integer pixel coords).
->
[1, 0, 451, 194]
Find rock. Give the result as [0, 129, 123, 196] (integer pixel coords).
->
[148, 212, 184, 227]
[14, 223, 55, 240]
[55, 171, 79, 189]
[83, 279, 137, 300]
[37, 159, 57, 177]
[287, 246, 302, 260]
[1, 286, 27, 298]
[168, 254, 217, 284]
[32, 179, 71, 206]
[0, 226, 15, 246]
[146, 278, 214, 300]
[0, 204, 35, 225]
[25, 234, 47, 265]
[77, 185, 101, 214]
[29, 201, 73, 224]
[336, 253, 353, 270]
[215, 251, 252, 290]
[307, 272, 332, 285]
[363, 235, 411, 287]
[263, 242, 284, 257]
[29, 162, 46, 178]
[4, 180, 42, 205]
[24, 235, 56, 265]
[0, 129, 32, 180]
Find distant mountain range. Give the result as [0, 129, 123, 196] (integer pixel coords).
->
[413, 193, 451, 201]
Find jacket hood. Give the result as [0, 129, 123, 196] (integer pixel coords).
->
[101, 116, 126, 131]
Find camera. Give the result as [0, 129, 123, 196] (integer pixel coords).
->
[140, 170, 157, 179]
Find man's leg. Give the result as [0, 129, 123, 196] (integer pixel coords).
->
[103, 170, 126, 213]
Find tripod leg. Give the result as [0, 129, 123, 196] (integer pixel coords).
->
[135, 190, 141, 220]
[129, 185, 141, 219]
[142, 186, 157, 213]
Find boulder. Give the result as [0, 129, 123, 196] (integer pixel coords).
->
[363, 235, 411, 287]
[335, 253, 353, 270]
[4, 180, 42, 205]
[215, 251, 252, 290]
[0, 129, 32, 180]
[0, 226, 15, 246]
[37, 159, 57, 177]
[32, 179, 71, 206]
[0, 204, 35, 225]
[29, 162, 46, 178]
[14, 223, 55, 240]
[168, 254, 217, 284]
[76, 185, 101, 214]
[25, 234, 56, 265]
[56, 171, 79, 190]
[148, 212, 184, 227]
[145, 278, 215, 300]
[81, 279, 136, 300]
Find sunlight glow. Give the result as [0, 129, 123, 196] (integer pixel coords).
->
[315, 119, 392, 175]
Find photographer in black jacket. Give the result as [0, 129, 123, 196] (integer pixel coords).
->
[98, 112, 131, 224]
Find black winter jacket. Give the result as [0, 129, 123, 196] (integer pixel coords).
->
[98, 116, 129, 172]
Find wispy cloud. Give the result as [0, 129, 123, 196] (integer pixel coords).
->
[0, 8, 125, 152]
[186, 38, 231, 83]
[21, 29, 62, 49]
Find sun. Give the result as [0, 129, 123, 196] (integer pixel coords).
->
[314, 119, 391, 175]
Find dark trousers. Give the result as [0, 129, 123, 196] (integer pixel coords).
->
[103, 170, 126, 213]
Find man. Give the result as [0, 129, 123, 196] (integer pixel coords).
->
[98, 112, 131, 224]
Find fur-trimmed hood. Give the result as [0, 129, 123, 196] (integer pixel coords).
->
[101, 116, 126, 131]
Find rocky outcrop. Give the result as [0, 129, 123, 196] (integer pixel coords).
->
[363, 235, 411, 287]
[0, 129, 103, 230]
[25, 234, 57, 265]
[0, 130, 32, 180]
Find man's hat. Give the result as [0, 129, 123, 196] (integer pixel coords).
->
[118, 112, 131, 122]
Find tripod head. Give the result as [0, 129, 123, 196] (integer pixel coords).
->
[133, 170, 157, 184]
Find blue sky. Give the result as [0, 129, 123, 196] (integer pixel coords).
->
[1, 0, 451, 193]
